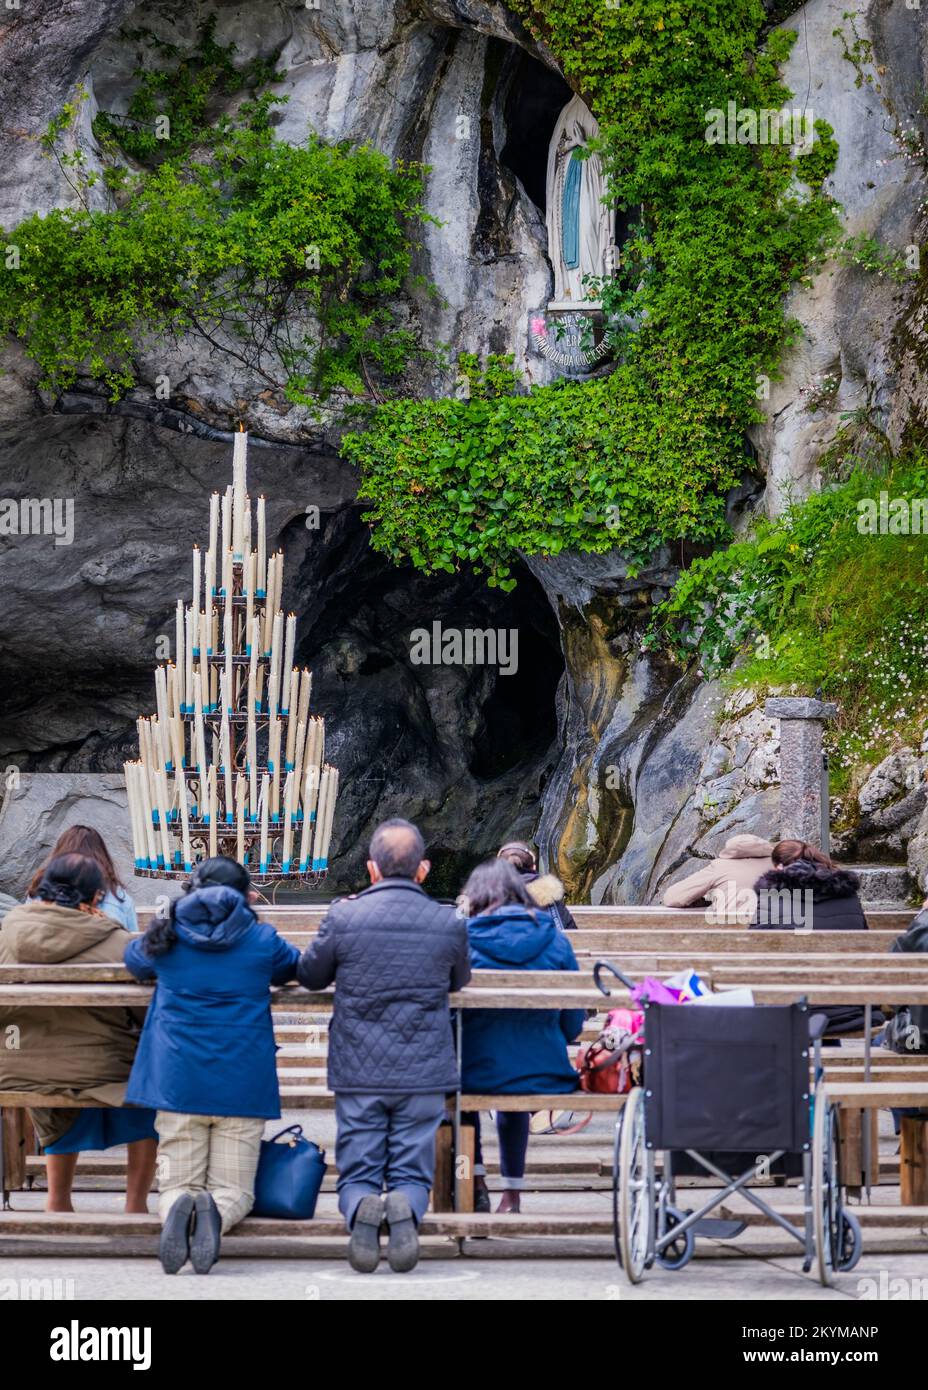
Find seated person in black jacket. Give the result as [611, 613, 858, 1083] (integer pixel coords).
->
[752, 839, 877, 1036]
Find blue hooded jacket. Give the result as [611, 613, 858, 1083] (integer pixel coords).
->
[124, 885, 301, 1119]
[461, 904, 584, 1094]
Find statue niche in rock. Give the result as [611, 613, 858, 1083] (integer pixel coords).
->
[545, 94, 614, 309]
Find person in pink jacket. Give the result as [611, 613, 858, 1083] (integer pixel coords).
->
[661, 834, 774, 924]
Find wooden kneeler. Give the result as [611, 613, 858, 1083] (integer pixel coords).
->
[430, 1120, 475, 1214]
[900, 1115, 928, 1206]
[1, 1109, 33, 1206]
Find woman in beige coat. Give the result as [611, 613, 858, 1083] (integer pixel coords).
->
[0, 853, 156, 1212]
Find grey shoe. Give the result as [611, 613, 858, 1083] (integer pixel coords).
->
[348, 1195, 383, 1273]
[159, 1194, 195, 1274]
[190, 1193, 222, 1274]
[384, 1192, 419, 1273]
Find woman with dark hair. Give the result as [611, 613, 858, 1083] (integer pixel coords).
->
[497, 840, 577, 931]
[459, 858, 584, 1213]
[752, 839, 874, 1036]
[124, 856, 301, 1275]
[28, 825, 137, 932]
[0, 854, 157, 1212]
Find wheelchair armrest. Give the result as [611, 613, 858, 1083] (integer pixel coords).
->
[808, 1012, 830, 1041]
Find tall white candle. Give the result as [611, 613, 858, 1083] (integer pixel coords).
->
[282, 770, 295, 871]
[232, 428, 247, 560]
[236, 773, 246, 864]
[291, 721, 307, 813]
[320, 767, 339, 866]
[262, 554, 277, 654]
[220, 686, 233, 824]
[168, 668, 184, 770]
[247, 708, 257, 818]
[257, 496, 267, 597]
[221, 485, 232, 564]
[272, 551, 284, 626]
[297, 668, 312, 733]
[124, 762, 144, 868]
[298, 765, 317, 871]
[193, 672, 208, 777]
[208, 491, 219, 582]
[192, 545, 201, 612]
[223, 612, 233, 712]
[244, 494, 252, 557]
[204, 552, 214, 651]
[175, 601, 185, 711]
[245, 549, 255, 646]
[312, 769, 331, 871]
[176, 764, 192, 870]
[269, 717, 282, 817]
[285, 671, 299, 767]
[184, 607, 195, 711]
[268, 611, 283, 720]
[259, 772, 270, 873]
[282, 615, 296, 710]
[134, 762, 157, 870]
[208, 766, 218, 857]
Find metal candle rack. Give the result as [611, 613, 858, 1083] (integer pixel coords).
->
[124, 430, 339, 887]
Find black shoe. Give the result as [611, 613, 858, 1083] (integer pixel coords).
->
[159, 1194, 195, 1274]
[473, 1179, 491, 1214]
[348, 1195, 383, 1273]
[189, 1193, 222, 1274]
[384, 1191, 419, 1273]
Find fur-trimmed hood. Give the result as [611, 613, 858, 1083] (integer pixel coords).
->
[754, 859, 861, 902]
[525, 873, 566, 908]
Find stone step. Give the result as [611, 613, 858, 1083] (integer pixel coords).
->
[848, 864, 915, 906]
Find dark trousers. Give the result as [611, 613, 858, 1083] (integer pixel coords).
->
[466, 1111, 531, 1188]
[334, 1092, 446, 1228]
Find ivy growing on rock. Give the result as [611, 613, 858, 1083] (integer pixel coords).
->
[0, 25, 436, 407]
[353, 0, 842, 583]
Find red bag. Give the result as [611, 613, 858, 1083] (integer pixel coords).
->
[576, 1007, 644, 1094]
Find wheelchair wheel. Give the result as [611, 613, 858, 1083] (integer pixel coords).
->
[812, 1087, 847, 1286]
[655, 1202, 694, 1271]
[613, 1087, 653, 1282]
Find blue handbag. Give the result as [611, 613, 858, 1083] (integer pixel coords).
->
[252, 1124, 327, 1219]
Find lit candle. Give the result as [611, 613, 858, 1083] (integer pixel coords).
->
[284, 670, 299, 766]
[282, 615, 296, 710]
[192, 545, 201, 613]
[256, 496, 267, 598]
[271, 551, 284, 626]
[319, 767, 339, 868]
[312, 768, 331, 871]
[268, 611, 282, 720]
[210, 610, 219, 711]
[282, 770, 294, 872]
[176, 764, 192, 871]
[259, 772, 270, 873]
[154, 667, 170, 765]
[133, 762, 157, 870]
[291, 720, 307, 811]
[175, 601, 185, 711]
[297, 668, 312, 732]
[232, 427, 247, 560]
[168, 668, 184, 770]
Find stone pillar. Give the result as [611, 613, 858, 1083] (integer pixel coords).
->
[764, 696, 837, 847]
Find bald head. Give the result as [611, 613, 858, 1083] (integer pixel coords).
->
[367, 818, 428, 883]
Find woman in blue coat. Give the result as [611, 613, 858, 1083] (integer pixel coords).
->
[460, 859, 584, 1214]
[124, 857, 300, 1275]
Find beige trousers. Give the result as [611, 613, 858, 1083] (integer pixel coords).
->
[155, 1111, 265, 1233]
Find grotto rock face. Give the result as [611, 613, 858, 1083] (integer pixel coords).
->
[2, 0, 928, 903]
[756, 0, 928, 508]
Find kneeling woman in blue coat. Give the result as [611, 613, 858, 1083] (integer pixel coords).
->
[124, 857, 300, 1275]
[460, 859, 584, 1214]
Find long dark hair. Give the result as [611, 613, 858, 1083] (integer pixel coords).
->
[28, 825, 124, 899]
[143, 856, 252, 957]
[460, 858, 533, 919]
[34, 854, 104, 911]
[771, 839, 838, 872]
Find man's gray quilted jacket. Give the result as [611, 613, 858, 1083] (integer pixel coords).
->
[296, 878, 472, 1094]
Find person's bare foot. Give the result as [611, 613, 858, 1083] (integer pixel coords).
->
[125, 1202, 150, 1214]
[497, 1190, 521, 1214]
[45, 1201, 74, 1213]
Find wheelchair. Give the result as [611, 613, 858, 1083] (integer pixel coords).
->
[594, 962, 863, 1287]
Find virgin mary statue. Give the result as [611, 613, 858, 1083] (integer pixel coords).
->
[544, 94, 613, 307]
